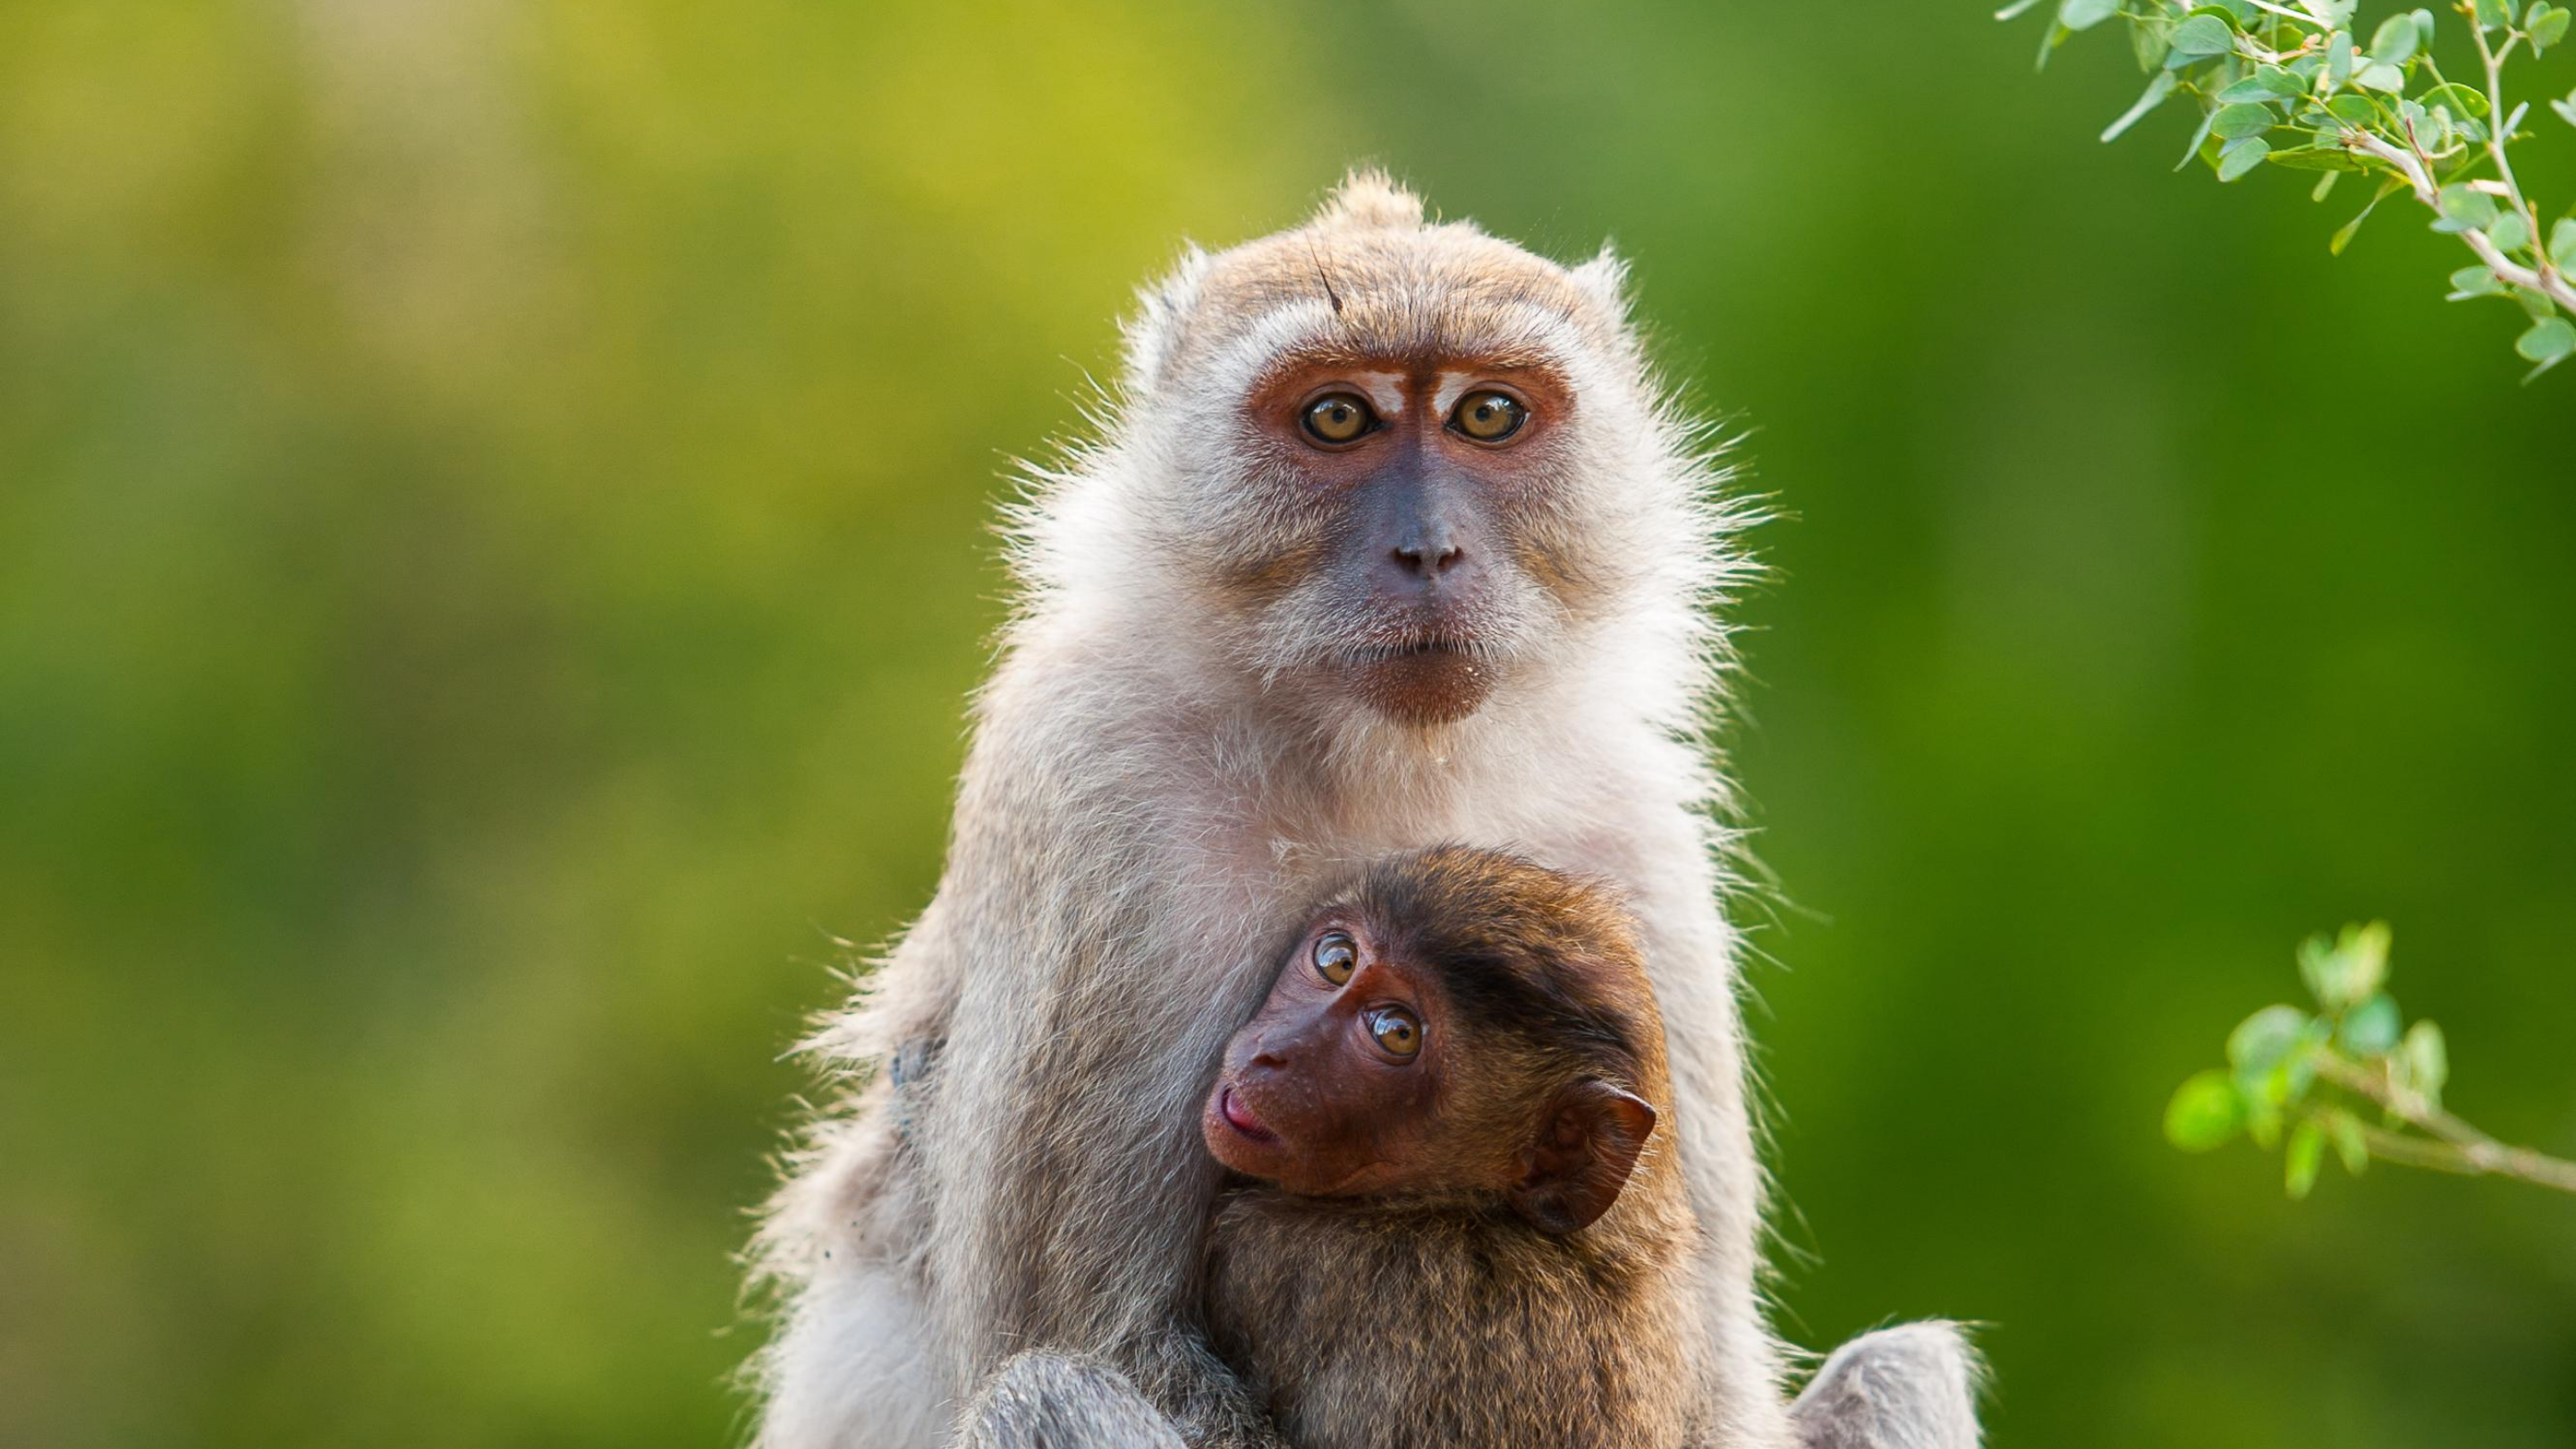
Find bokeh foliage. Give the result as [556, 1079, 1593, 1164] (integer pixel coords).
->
[2, 3, 2572, 1447]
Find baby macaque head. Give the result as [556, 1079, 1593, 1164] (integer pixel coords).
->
[1201, 846, 1668, 1234]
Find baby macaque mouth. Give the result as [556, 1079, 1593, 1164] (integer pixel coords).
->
[1218, 1087, 1277, 1143]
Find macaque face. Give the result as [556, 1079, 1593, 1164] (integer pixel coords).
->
[1203, 854, 1665, 1233]
[1230, 355, 1585, 726]
[1201, 915, 1455, 1198]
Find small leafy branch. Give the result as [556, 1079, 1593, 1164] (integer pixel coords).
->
[2165, 922, 2576, 1197]
[2000, 0, 2576, 379]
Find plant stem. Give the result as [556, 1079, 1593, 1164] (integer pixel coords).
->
[2342, 131, 2576, 310]
[2313, 1052, 2576, 1194]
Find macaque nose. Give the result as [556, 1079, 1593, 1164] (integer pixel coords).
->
[1391, 534, 1464, 580]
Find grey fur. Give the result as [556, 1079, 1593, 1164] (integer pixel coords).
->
[1789, 1325, 1985, 1449]
[961, 1352, 1186, 1449]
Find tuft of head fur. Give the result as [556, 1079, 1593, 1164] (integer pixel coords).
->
[1310, 167, 1427, 230]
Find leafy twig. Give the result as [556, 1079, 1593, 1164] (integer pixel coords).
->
[2007, 0, 2576, 379]
[2164, 922, 2576, 1198]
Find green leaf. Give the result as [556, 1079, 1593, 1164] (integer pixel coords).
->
[2229, 1004, 2310, 1074]
[2133, 16, 2176, 69]
[2168, 13, 2237, 63]
[2166, 1070, 2248, 1151]
[2449, 264, 2507, 298]
[2285, 1121, 2326, 1199]
[2536, 4, 2572, 50]
[2435, 184, 2503, 234]
[2176, 103, 2222, 169]
[2518, 317, 2576, 376]
[2265, 145, 2366, 170]
[2329, 178, 2403, 254]
[2325, 94, 2379, 123]
[2352, 61, 2406, 92]
[2258, 65, 2309, 99]
[2298, 923, 2390, 1012]
[2369, 12, 2420, 63]
[2339, 993, 2402, 1055]
[2105, 72, 2182, 141]
[2552, 217, 2576, 270]
[2060, 0, 2121, 29]
[2212, 102, 2276, 139]
[2326, 30, 2358, 86]
[2311, 170, 2342, 201]
[2420, 82, 2492, 119]
[2328, 1113, 2369, 1175]
[2218, 67, 2308, 103]
[2217, 135, 2271, 181]
[2036, 19, 2072, 69]
[2402, 1021, 2449, 1106]
[2490, 210, 2533, 254]
[2247, 1095, 2283, 1148]
[2474, 0, 2514, 28]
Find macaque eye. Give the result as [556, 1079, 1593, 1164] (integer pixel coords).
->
[1450, 390, 1527, 442]
[1301, 394, 1377, 445]
[1367, 1006, 1422, 1059]
[1312, 931, 1358, 986]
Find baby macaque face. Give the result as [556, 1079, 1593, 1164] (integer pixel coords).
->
[1201, 913, 1449, 1199]
[1201, 870, 1659, 1235]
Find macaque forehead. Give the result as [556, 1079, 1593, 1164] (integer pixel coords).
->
[1175, 223, 1623, 391]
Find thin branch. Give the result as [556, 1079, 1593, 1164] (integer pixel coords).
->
[2342, 131, 2576, 310]
[2468, 17, 2558, 295]
[2351, 1123, 2487, 1175]
[2312, 1053, 2576, 1195]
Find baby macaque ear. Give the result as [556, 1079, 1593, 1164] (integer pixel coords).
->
[1507, 1080, 1657, 1235]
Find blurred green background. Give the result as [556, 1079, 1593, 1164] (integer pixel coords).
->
[4, 2, 2572, 1446]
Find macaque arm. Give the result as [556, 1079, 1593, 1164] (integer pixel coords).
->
[960, 1338, 1288, 1449]
[1786, 1322, 1984, 1449]
[960, 1351, 1183, 1449]
[1125, 1326, 1293, 1449]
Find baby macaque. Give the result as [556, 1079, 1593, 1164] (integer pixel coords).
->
[1198, 845, 1709, 1449]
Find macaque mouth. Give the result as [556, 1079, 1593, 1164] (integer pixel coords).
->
[1352, 636, 1480, 664]
[1343, 633, 1498, 725]
[1217, 1087, 1277, 1144]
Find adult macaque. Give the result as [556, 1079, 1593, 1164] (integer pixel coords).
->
[752, 172, 1979, 1449]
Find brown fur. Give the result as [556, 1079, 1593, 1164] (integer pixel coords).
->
[1205, 849, 1709, 1449]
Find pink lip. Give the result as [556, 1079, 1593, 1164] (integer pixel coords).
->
[1219, 1088, 1276, 1143]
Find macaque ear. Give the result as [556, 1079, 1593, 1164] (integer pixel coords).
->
[1507, 1079, 1657, 1235]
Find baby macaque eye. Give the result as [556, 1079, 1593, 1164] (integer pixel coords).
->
[1449, 390, 1526, 442]
[1312, 931, 1358, 986]
[1301, 394, 1377, 445]
[1368, 1006, 1421, 1059]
